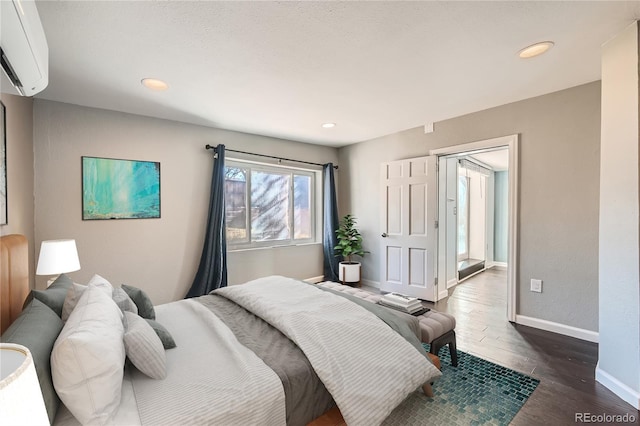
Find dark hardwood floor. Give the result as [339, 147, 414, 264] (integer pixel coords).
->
[418, 268, 639, 425]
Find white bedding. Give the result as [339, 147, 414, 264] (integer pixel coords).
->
[54, 276, 440, 426]
[216, 276, 442, 426]
[54, 299, 286, 426]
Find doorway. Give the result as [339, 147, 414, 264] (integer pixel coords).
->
[455, 157, 493, 282]
[431, 135, 519, 322]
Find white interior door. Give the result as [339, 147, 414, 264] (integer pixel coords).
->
[380, 156, 437, 301]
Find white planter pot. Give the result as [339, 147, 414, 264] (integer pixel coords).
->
[339, 262, 361, 284]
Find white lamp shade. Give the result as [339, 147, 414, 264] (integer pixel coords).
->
[36, 239, 81, 276]
[0, 344, 49, 425]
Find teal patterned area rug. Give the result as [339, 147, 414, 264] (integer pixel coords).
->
[383, 344, 540, 425]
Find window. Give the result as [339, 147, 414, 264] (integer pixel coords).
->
[224, 160, 316, 249]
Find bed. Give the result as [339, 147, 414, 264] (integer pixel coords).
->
[0, 234, 441, 426]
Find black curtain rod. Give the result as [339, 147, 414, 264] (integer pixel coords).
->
[205, 144, 338, 169]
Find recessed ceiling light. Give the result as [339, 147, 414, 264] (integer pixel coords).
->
[322, 122, 336, 129]
[518, 41, 554, 59]
[141, 78, 169, 91]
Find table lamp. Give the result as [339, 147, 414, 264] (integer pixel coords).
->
[0, 343, 49, 425]
[36, 239, 81, 286]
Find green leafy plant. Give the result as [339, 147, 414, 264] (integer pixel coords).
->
[335, 214, 369, 264]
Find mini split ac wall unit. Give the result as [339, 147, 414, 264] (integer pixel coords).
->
[0, 0, 49, 97]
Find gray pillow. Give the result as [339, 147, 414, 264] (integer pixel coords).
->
[27, 273, 73, 317]
[113, 287, 138, 315]
[145, 319, 176, 349]
[122, 284, 155, 320]
[1, 299, 64, 424]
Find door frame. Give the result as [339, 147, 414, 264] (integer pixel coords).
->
[430, 134, 519, 322]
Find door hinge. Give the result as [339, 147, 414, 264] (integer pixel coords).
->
[434, 220, 439, 229]
[435, 277, 438, 285]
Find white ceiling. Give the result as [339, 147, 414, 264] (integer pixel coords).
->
[9, 1, 640, 147]
[469, 150, 509, 172]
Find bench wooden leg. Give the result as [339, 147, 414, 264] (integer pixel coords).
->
[448, 331, 458, 367]
[429, 330, 458, 367]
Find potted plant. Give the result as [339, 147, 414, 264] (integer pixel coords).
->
[335, 214, 369, 284]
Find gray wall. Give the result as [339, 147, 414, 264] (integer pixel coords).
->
[0, 94, 36, 288]
[338, 81, 600, 331]
[494, 171, 508, 263]
[33, 100, 338, 303]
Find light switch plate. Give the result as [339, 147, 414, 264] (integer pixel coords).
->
[531, 279, 542, 293]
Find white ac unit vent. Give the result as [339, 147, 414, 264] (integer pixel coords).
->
[0, 0, 49, 97]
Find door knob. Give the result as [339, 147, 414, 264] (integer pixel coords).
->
[381, 233, 388, 238]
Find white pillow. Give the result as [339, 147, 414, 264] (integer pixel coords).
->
[123, 311, 166, 379]
[61, 274, 113, 321]
[51, 283, 125, 425]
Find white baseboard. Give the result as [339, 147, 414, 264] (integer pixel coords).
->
[361, 279, 380, 289]
[438, 290, 449, 300]
[515, 315, 599, 343]
[596, 362, 640, 409]
[446, 278, 457, 289]
[492, 262, 508, 269]
[303, 275, 325, 283]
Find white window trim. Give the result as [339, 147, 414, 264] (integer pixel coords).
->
[225, 158, 318, 251]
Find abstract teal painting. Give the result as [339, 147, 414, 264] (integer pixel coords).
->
[82, 156, 160, 220]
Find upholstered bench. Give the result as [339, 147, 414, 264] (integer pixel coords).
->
[316, 281, 458, 366]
